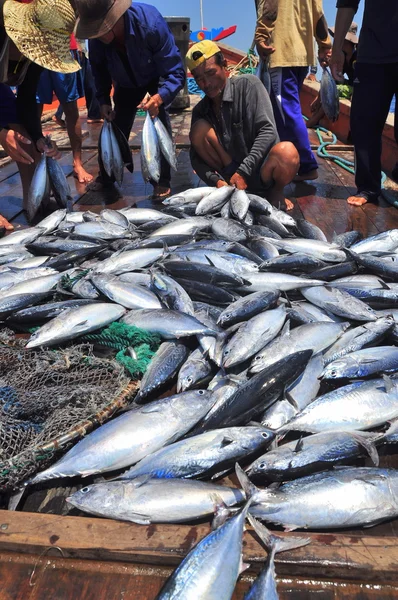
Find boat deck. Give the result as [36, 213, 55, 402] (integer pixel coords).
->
[1, 100, 398, 599]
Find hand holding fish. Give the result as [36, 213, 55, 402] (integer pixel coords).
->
[216, 179, 229, 188]
[230, 172, 247, 190]
[0, 128, 33, 165]
[140, 93, 163, 118]
[100, 104, 116, 121]
[36, 137, 61, 160]
[330, 49, 345, 82]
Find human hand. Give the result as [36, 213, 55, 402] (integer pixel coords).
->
[318, 47, 332, 69]
[256, 41, 275, 60]
[0, 128, 33, 164]
[216, 179, 229, 188]
[36, 137, 61, 160]
[140, 93, 163, 118]
[330, 49, 345, 82]
[307, 73, 317, 82]
[0, 214, 14, 231]
[230, 172, 247, 190]
[100, 104, 115, 121]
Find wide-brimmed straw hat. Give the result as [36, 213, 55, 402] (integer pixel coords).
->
[328, 22, 359, 46]
[3, 0, 79, 73]
[74, 0, 132, 39]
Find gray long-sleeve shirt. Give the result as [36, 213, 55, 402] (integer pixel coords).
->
[190, 74, 279, 186]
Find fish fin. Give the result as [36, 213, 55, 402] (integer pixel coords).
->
[285, 390, 299, 411]
[235, 463, 260, 501]
[383, 374, 395, 392]
[210, 467, 232, 480]
[383, 418, 398, 438]
[248, 514, 310, 553]
[279, 320, 291, 337]
[349, 432, 380, 466]
[239, 557, 250, 574]
[73, 320, 89, 329]
[293, 435, 304, 453]
[204, 254, 216, 267]
[211, 497, 233, 529]
[139, 404, 161, 414]
[131, 474, 153, 488]
[8, 487, 25, 511]
[360, 358, 379, 364]
[220, 436, 235, 447]
[378, 279, 391, 290]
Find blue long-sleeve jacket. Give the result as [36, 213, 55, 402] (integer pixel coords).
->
[89, 3, 185, 107]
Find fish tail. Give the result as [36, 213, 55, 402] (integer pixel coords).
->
[248, 513, 310, 554]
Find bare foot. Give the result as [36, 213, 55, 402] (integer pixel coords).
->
[347, 194, 368, 206]
[52, 115, 66, 129]
[0, 215, 14, 230]
[73, 166, 94, 184]
[152, 185, 171, 199]
[87, 118, 104, 124]
[293, 169, 318, 182]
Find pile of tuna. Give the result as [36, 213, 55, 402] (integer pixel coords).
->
[2, 185, 398, 599]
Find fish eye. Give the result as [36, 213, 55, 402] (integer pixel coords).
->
[198, 390, 205, 395]
[255, 356, 261, 360]
[261, 432, 269, 439]
[81, 487, 90, 494]
[224, 349, 230, 355]
[330, 370, 337, 378]
[259, 462, 266, 469]
[187, 376, 193, 383]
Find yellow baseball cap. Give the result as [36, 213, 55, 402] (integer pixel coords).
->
[186, 40, 221, 73]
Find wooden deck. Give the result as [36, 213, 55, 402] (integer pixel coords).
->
[1, 99, 398, 599]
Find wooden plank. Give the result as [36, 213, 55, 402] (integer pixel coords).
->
[1, 551, 397, 600]
[1, 510, 398, 584]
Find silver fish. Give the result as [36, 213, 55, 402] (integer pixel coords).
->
[30, 390, 214, 482]
[240, 273, 324, 292]
[250, 321, 348, 374]
[195, 186, 234, 215]
[90, 273, 162, 309]
[100, 208, 129, 229]
[153, 116, 177, 171]
[222, 305, 287, 369]
[320, 67, 339, 122]
[278, 377, 398, 433]
[121, 308, 218, 339]
[141, 111, 161, 182]
[0, 272, 62, 298]
[177, 347, 213, 392]
[323, 317, 395, 364]
[351, 229, 398, 254]
[67, 478, 244, 525]
[148, 217, 211, 237]
[136, 341, 190, 402]
[120, 426, 274, 480]
[36, 209, 67, 234]
[230, 189, 250, 221]
[321, 346, 398, 379]
[150, 272, 195, 316]
[217, 291, 280, 327]
[26, 302, 126, 348]
[301, 285, 377, 321]
[100, 120, 113, 178]
[120, 207, 178, 224]
[94, 247, 164, 275]
[46, 157, 72, 209]
[27, 153, 48, 221]
[249, 467, 398, 530]
[0, 228, 43, 247]
[109, 121, 124, 185]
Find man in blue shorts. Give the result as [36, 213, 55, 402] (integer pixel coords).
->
[36, 34, 93, 184]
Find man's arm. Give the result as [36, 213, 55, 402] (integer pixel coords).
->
[149, 15, 186, 108]
[88, 40, 113, 107]
[254, 0, 278, 60]
[312, 0, 332, 67]
[189, 108, 223, 187]
[331, 2, 358, 80]
[16, 62, 43, 144]
[236, 77, 278, 181]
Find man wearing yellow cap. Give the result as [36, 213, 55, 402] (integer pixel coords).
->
[0, 0, 78, 223]
[187, 40, 299, 210]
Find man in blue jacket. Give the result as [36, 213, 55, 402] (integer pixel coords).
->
[74, 0, 186, 198]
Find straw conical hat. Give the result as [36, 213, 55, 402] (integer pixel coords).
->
[3, 0, 80, 73]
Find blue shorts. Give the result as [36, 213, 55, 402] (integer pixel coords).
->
[0, 84, 18, 127]
[36, 56, 84, 105]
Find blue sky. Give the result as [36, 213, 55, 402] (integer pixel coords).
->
[150, 0, 364, 52]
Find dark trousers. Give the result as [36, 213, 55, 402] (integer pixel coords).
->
[269, 66, 318, 176]
[113, 81, 172, 187]
[55, 52, 101, 120]
[350, 62, 398, 199]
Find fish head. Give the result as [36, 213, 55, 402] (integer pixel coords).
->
[67, 482, 125, 512]
[320, 357, 355, 380]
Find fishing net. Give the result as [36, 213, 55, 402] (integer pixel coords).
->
[0, 329, 136, 492]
